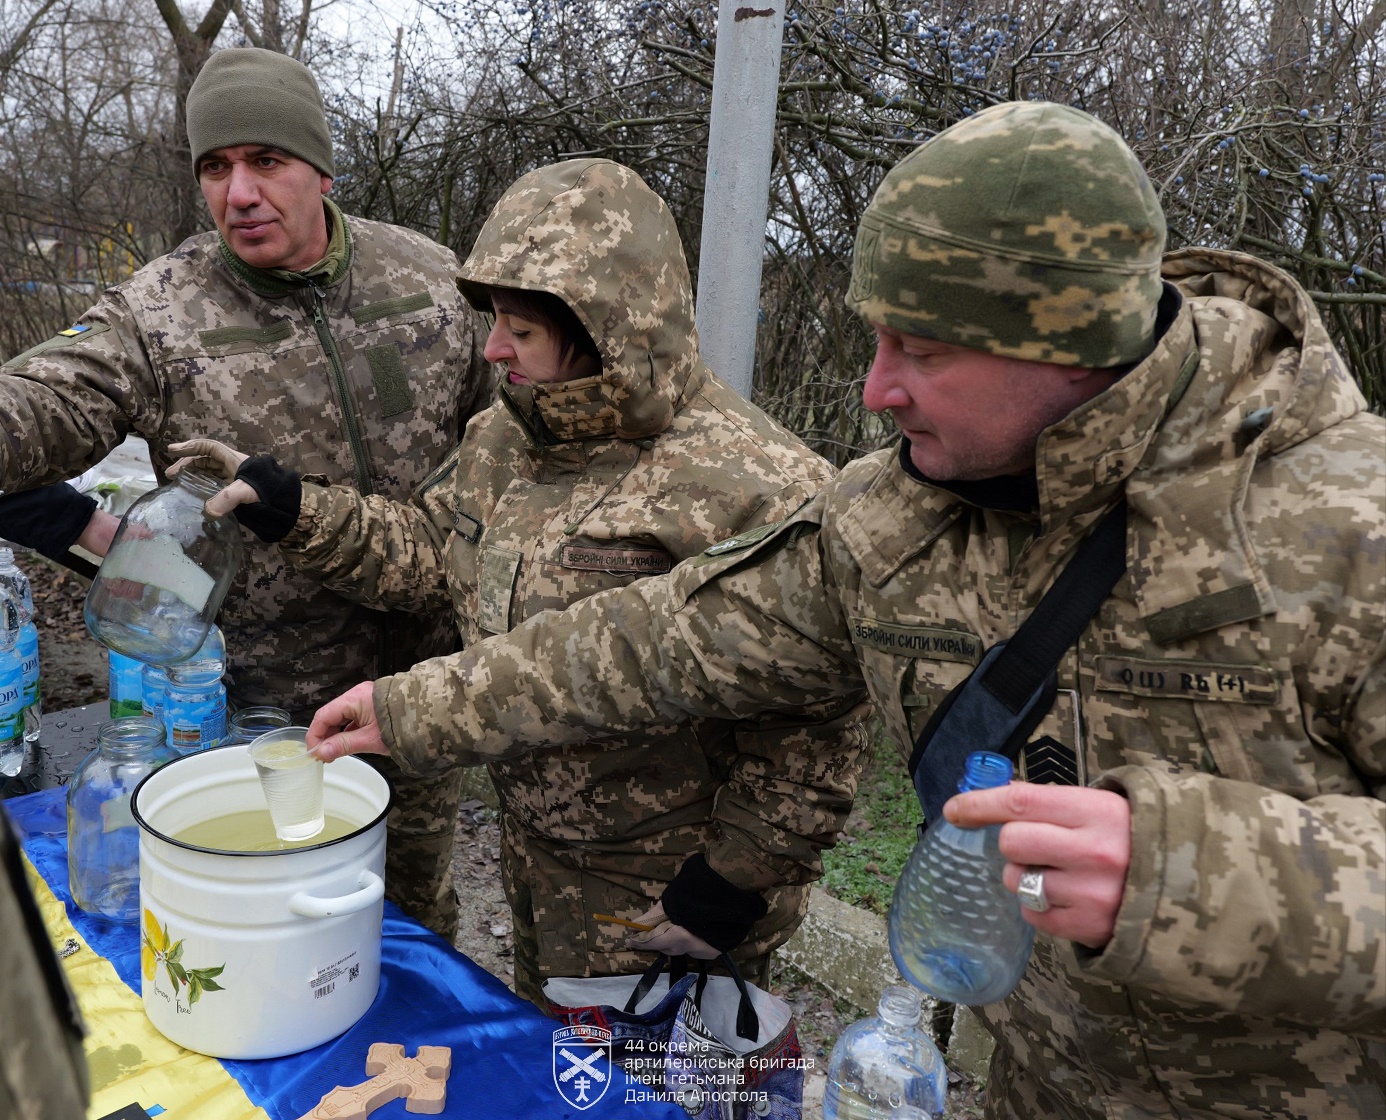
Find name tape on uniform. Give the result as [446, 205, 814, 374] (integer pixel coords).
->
[1095, 656, 1278, 703]
[560, 543, 673, 574]
[851, 618, 982, 664]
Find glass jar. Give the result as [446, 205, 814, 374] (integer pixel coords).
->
[224, 705, 292, 746]
[67, 717, 178, 923]
[84, 470, 243, 666]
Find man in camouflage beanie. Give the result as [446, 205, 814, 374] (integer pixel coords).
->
[0, 48, 491, 941]
[847, 100, 1165, 367]
[311, 99, 1384, 1119]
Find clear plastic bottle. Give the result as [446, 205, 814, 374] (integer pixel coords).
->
[141, 663, 168, 725]
[0, 590, 24, 776]
[108, 648, 147, 718]
[224, 705, 292, 746]
[83, 469, 243, 665]
[163, 666, 227, 754]
[162, 624, 227, 753]
[0, 548, 41, 743]
[169, 622, 225, 680]
[66, 716, 178, 922]
[824, 985, 947, 1119]
[889, 751, 1035, 1005]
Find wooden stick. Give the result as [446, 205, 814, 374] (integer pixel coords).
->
[593, 913, 656, 932]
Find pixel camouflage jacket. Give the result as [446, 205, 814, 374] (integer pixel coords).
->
[0, 204, 489, 715]
[278, 160, 869, 975]
[373, 248, 1384, 1118]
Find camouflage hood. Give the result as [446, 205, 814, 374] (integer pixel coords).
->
[460, 159, 704, 442]
[1033, 246, 1366, 644]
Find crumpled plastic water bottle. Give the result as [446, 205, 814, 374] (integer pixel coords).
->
[824, 984, 947, 1118]
[888, 750, 1035, 1005]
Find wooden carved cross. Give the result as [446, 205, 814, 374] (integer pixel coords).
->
[298, 1043, 453, 1119]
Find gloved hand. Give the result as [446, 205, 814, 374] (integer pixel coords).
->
[167, 439, 301, 543]
[624, 854, 769, 958]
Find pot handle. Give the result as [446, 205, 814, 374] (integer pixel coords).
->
[288, 870, 385, 919]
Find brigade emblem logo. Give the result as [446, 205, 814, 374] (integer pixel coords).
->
[552, 1024, 612, 1110]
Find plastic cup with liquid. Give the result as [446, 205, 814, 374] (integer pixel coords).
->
[247, 726, 324, 842]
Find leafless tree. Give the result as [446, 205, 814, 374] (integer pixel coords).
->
[1, 0, 1381, 454]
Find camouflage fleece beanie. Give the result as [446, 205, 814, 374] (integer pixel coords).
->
[186, 48, 335, 178]
[847, 101, 1165, 368]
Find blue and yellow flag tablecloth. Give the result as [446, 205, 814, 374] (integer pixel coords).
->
[5, 786, 683, 1120]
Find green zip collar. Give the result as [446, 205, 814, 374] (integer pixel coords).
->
[218, 198, 352, 297]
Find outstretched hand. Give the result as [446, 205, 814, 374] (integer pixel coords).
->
[307, 681, 389, 761]
[167, 438, 259, 519]
[944, 782, 1131, 949]
[623, 902, 720, 960]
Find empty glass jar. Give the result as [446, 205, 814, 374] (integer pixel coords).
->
[224, 705, 292, 746]
[84, 470, 243, 666]
[67, 717, 178, 923]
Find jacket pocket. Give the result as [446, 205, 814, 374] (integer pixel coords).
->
[479, 544, 522, 635]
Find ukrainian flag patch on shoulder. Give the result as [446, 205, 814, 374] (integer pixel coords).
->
[59, 324, 92, 336]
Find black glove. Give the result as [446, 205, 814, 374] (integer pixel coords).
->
[0, 482, 98, 561]
[231, 455, 302, 543]
[659, 853, 769, 953]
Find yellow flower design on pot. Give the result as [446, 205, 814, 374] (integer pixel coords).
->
[141, 907, 226, 1007]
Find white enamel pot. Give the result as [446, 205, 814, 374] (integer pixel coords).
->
[130, 743, 392, 1059]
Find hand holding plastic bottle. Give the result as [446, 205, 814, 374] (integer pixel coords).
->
[944, 782, 1131, 949]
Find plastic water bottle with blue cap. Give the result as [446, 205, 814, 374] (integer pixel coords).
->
[888, 751, 1035, 1005]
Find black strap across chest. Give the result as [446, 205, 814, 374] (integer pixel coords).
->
[908, 500, 1128, 824]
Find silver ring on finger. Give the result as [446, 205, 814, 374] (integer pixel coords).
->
[1016, 868, 1050, 913]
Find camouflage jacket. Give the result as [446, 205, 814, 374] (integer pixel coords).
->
[281, 160, 867, 975]
[373, 248, 1384, 1118]
[0, 203, 488, 716]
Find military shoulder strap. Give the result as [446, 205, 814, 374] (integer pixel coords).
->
[909, 500, 1127, 824]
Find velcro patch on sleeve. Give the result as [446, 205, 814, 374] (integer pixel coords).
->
[3, 321, 112, 368]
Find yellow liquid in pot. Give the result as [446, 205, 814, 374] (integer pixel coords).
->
[172, 809, 358, 852]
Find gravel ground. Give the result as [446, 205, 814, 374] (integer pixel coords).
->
[29, 547, 987, 1118]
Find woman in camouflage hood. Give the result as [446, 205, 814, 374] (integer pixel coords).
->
[176, 159, 867, 1000]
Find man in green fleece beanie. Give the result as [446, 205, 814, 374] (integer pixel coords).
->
[0, 48, 491, 944]
[184, 48, 336, 271]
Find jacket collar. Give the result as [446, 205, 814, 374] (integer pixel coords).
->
[218, 199, 351, 297]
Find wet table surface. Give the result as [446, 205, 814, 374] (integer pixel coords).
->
[0, 701, 108, 799]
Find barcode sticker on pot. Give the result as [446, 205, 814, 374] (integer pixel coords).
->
[310, 951, 360, 998]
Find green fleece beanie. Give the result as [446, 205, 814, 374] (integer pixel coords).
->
[186, 48, 335, 178]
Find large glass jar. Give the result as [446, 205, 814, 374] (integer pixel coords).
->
[67, 717, 178, 923]
[84, 470, 243, 666]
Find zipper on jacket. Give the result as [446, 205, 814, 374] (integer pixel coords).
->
[310, 284, 374, 497]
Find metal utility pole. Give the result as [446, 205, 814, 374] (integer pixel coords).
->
[694, 3, 787, 400]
